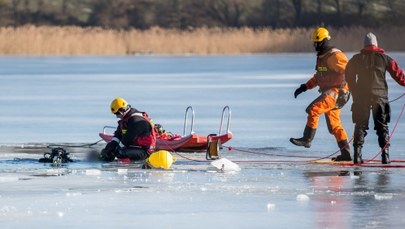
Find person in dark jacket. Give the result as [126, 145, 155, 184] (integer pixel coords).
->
[346, 32, 405, 164]
[100, 97, 156, 162]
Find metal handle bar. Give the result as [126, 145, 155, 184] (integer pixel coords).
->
[218, 106, 231, 135]
[183, 106, 195, 136]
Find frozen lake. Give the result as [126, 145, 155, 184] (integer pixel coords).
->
[1, 54, 405, 228]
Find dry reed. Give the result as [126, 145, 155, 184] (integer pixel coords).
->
[0, 25, 404, 55]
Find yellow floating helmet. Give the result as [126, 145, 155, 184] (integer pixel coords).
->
[312, 27, 331, 42]
[110, 97, 128, 114]
[146, 150, 176, 169]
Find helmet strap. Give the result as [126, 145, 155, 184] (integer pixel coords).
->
[115, 105, 131, 118]
[121, 105, 131, 116]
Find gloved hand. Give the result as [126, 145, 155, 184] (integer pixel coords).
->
[294, 84, 307, 98]
[99, 141, 119, 162]
[105, 141, 119, 152]
[100, 148, 115, 162]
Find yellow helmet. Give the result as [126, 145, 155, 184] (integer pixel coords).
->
[110, 97, 128, 114]
[146, 150, 176, 169]
[312, 27, 331, 42]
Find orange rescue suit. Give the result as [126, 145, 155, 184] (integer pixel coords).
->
[304, 48, 349, 142]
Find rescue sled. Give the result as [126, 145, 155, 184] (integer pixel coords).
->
[99, 106, 233, 152]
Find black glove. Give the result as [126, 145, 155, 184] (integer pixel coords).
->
[294, 84, 307, 98]
[100, 141, 119, 162]
[100, 148, 115, 162]
[105, 141, 119, 152]
[335, 89, 350, 109]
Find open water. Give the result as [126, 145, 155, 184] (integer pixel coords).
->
[1, 54, 405, 228]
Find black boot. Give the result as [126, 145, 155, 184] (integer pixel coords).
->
[353, 146, 363, 164]
[381, 148, 390, 164]
[332, 140, 352, 162]
[290, 126, 316, 148]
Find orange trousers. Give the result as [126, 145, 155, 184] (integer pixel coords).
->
[306, 89, 348, 142]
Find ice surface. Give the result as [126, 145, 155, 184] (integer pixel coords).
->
[1, 54, 405, 228]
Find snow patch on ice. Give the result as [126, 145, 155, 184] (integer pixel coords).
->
[0, 176, 19, 182]
[117, 169, 128, 174]
[210, 158, 241, 172]
[65, 192, 82, 197]
[267, 203, 276, 211]
[296, 194, 310, 201]
[374, 193, 393, 200]
[0, 206, 17, 214]
[85, 169, 101, 176]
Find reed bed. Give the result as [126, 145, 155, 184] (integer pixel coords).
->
[0, 25, 404, 55]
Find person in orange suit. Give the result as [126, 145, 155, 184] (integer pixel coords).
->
[290, 27, 352, 162]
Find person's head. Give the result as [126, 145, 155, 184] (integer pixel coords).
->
[110, 97, 130, 118]
[364, 32, 378, 47]
[312, 27, 331, 53]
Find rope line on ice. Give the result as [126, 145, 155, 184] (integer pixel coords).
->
[389, 92, 405, 103]
[361, 96, 405, 164]
[226, 98, 405, 167]
[160, 139, 207, 163]
[46, 139, 104, 149]
[350, 102, 405, 167]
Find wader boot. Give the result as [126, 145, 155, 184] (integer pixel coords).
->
[332, 140, 352, 162]
[290, 126, 316, 148]
[381, 148, 390, 164]
[353, 146, 363, 164]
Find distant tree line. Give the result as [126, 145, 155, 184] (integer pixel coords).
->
[0, 0, 404, 29]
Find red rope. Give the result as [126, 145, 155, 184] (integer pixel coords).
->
[363, 103, 405, 164]
[159, 98, 405, 167]
[224, 137, 352, 163]
[160, 138, 207, 163]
